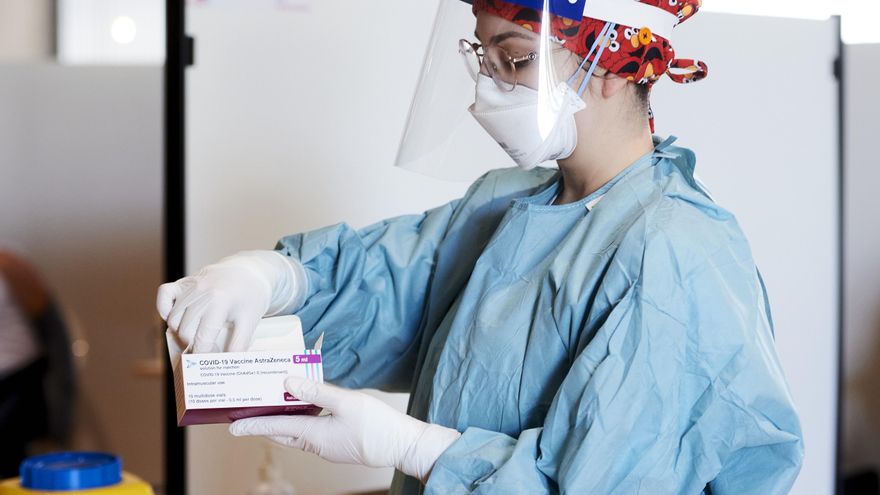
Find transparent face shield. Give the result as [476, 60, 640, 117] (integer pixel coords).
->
[395, 0, 614, 181]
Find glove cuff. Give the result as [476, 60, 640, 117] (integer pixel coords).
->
[265, 251, 308, 316]
[398, 423, 461, 484]
[220, 250, 308, 317]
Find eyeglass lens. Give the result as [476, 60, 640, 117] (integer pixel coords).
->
[458, 39, 518, 91]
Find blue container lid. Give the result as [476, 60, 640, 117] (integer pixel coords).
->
[20, 452, 122, 491]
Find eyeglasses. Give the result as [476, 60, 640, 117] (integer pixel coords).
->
[458, 39, 537, 92]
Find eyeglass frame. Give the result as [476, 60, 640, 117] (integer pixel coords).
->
[458, 39, 538, 92]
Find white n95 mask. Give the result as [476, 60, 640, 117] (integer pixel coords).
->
[394, 0, 622, 181]
[468, 74, 586, 171]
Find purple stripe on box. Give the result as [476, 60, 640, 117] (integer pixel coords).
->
[178, 404, 321, 426]
[293, 354, 322, 364]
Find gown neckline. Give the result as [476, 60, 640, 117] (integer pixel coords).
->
[511, 135, 679, 213]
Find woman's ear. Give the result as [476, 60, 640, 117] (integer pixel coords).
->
[601, 75, 629, 99]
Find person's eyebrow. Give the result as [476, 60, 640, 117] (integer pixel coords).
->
[489, 31, 536, 45]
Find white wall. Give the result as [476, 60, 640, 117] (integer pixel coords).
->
[184, 4, 839, 494]
[184, 3, 464, 493]
[0, 64, 164, 487]
[843, 43, 880, 476]
[650, 14, 839, 494]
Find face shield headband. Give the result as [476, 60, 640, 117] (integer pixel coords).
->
[393, 0, 707, 181]
[470, 0, 708, 86]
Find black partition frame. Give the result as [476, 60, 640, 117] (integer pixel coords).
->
[162, 9, 846, 495]
[164, 0, 190, 494]
[834, 15, 846, 495]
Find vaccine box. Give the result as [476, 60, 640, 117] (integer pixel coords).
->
[166, 315, 323, 426]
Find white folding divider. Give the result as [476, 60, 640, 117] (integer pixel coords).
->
[185, 3, 839, 493]
[650, 13, 839, 495]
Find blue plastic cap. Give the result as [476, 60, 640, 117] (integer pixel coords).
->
[20, 452, 123, 490]
[459, 0, 587, 21]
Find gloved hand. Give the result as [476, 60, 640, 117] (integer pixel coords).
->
[156, 250, 307, 353]
[230, 377, 462, 484]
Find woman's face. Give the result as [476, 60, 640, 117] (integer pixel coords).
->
[473, 11, 584, 90]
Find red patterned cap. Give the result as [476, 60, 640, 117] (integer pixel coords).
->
[472, 0, 708, 86]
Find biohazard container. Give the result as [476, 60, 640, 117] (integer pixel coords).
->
[0, 452, 153, 495]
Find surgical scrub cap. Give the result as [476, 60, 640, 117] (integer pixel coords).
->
[471, 0, 709, 86]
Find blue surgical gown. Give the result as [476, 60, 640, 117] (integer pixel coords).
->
[275, 137, 804, 494]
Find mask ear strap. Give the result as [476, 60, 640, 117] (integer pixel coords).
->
[566, 21, 614, 89]
[576, 24, 615, 97]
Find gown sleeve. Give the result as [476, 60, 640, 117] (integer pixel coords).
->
[273, 201, 460, 391]
[425, 217, 804, 494]
[268, 165, 517, 393]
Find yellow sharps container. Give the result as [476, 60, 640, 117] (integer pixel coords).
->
[0, 452, 153, 495]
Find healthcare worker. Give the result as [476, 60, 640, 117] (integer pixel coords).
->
[157, 0, 804, 493]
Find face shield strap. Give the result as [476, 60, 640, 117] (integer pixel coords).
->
[566, 21, 616, 98]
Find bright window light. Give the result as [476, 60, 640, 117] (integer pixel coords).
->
[701, 0, 833, 20]
[841, 4, 880, 44]
[701, 0, 880, 44]
[58, 0, 164, 65]
[110, 16, 137, 45]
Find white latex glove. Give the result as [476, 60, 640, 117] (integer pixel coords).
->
[156, 250, 307, 353]
[230, 377, 462, 484]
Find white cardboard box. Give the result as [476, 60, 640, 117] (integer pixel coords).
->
[166, 315, 323, 426]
